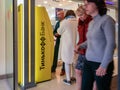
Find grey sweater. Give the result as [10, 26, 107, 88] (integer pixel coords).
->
[81, 14, 116, 68]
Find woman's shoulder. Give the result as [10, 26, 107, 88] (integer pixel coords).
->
[101, 15, 115, 28]
[102, 15, 114, 21]
[63, 18, 77, 24]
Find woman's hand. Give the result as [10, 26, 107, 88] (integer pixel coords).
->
[96, 66, 107, 77]
[54, 33, 60, 37]
[74, 45, 80, 54]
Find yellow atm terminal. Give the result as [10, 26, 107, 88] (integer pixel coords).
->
[35, 6, 54, 83]
[18, 4, 54, 85]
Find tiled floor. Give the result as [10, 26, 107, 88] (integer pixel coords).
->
[0, 75, 118, 90]
[27, 66, 77, 90]
[28, 57, 118, 90]
[0, 57, 118, 90]
[0, 79, 11, 90]
[27, 66, 118, 90]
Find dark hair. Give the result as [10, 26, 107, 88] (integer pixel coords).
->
[86, 0, 107, 16]
[64, 10, 76, 18]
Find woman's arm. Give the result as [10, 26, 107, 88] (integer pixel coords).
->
[100, 16, 116, 69]
[74, 41, 87, 53]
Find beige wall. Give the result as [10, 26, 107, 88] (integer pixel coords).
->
[0, 0, 5, 75]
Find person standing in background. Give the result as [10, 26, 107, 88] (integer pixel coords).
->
[75, 0, 116, 90]
[51, 10, 65, 76]
[75, 5, 97, 90]
[56, 10, 78, 85]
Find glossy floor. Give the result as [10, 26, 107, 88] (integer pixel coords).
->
[28, 57, 118, 90]
[0, 79, 12, 90]
[27, 66, 117, 90]
[28, 66, 76, 90]
[0, 57, 118, 90]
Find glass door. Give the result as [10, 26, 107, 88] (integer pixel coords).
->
[5, 0, 14, 89]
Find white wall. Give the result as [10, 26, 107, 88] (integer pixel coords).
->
[107, 8, 116, 21]
[0, 0, 5, 75]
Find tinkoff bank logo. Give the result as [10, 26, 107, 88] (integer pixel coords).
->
[40, 21, 46, 70]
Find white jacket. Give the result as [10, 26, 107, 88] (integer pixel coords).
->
[57, 17, 78, 64]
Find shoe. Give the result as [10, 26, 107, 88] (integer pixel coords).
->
[63, 79, 71, 85]
[60, 70, 65, 76]
[70, 77, 76, 82]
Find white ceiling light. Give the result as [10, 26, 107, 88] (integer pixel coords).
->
[51, 7, 55, 9]
[59, 4, 62, 6]
[43, 1, 48, 4]
[37, 5, 42, 7]
[68, 0, 72, 2]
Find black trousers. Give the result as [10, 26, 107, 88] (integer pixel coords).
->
[81, 60, 114, 90]
[51, 38, 60, 72]
[51, 38, 65, 72]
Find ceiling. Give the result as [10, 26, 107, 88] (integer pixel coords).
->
[34, 0, 118, 23]
[18, 0, 118, 9]
[35, 0, 82, 10]
[35, 0, 118, 9]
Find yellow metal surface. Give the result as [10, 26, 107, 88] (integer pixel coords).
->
[35, 6, 54, 83]
[18, 4, 23, 85]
